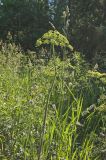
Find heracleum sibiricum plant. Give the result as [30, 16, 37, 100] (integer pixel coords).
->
[36, 30, 73, 50]
[36, 30, 74, 160]
[36, 30, 73, 59]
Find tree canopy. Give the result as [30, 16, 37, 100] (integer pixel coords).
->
[0, 0, 106, 59]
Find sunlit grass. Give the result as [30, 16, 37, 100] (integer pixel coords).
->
[0, 44, 106, 160]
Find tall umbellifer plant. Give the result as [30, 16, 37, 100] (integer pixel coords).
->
[36, 30, 73, 59]
[36, 30, 73, 160]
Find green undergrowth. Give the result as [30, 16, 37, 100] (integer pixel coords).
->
[0, 43, 106, 160]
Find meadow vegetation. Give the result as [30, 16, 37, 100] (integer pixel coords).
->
[0, 1, 106, 159]
[0, 36, 106, 160]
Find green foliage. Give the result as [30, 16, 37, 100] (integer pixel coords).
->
[68, 0, 106, 58]
[92, 52, 106, 72]
[0, 43, 106, 159]
[36, 30, 73, 50]
[49, 0, 106, 60]
[0, 0, 49, 49]
[0, 0, 106, 63]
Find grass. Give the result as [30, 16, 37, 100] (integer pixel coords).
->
[0, 43, 106, 160]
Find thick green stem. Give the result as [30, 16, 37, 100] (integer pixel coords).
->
[38, 76, 56, 160]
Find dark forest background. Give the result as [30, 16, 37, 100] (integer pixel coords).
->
[0, 0, 106, 62]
